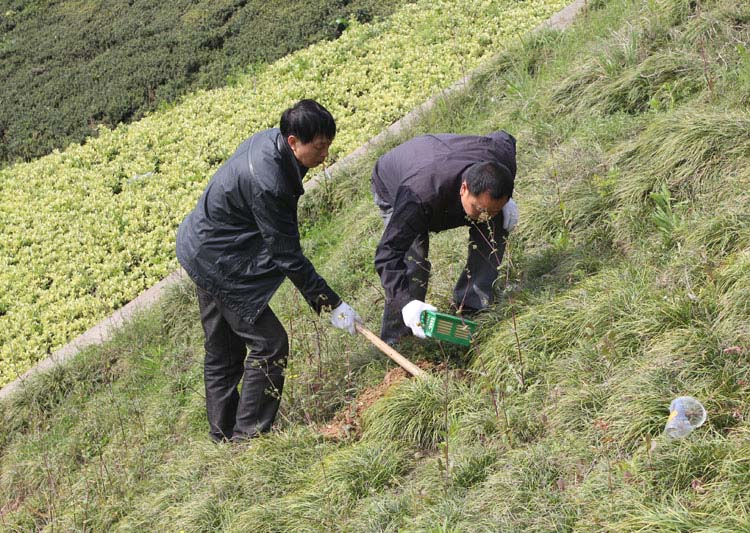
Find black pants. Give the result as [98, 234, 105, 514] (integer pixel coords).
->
[373, 190, 431, 344]
[196, 286, 288, 442]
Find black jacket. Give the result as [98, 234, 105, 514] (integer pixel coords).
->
[372, 131, 516, 306]
[176, 128, 340, 324]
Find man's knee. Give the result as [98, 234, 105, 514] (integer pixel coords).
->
[268, 330, 289, 360]
[247, 328, 289, 364]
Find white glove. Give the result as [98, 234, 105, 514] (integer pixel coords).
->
[330, 301, 361, 336]
[502, 198, 519, 232]
[401, 300, 437, 339]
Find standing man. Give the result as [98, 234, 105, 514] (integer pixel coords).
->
[177, 99, 361, 442]
[371, 131, 519, 345]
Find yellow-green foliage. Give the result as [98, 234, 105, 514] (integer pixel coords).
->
[0, 0, 568, 386]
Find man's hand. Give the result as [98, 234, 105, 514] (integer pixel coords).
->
[330, 301, 361, 336]
[502, 198, 519, 232]
[401, 300, 437, 339]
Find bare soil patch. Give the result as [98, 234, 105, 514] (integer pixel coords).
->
[318, 361, 435, 440]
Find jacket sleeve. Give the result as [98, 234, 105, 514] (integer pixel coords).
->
[374, 187, 429, 307]
[250, 182, 341, 314]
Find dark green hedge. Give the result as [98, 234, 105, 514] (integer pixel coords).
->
[0, 0, 409, 165]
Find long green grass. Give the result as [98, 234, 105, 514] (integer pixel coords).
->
[2, 0, 750, 530]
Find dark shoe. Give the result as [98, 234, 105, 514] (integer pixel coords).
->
[209, 433, 231, 444]
[381, 331, 406, 347]
[229, 432, 258, 445]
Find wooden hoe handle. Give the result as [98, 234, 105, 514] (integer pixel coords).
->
[355, 323, 426, 378]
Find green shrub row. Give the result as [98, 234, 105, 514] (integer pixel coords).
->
[0, 0, 408, 165]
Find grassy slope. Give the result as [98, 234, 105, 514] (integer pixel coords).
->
[2, 0, 750, 530]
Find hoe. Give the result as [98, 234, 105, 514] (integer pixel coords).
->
[355, 310, 477, 378]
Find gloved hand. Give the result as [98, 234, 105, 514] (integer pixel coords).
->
[502, 198, 519, 232]
[330, 301, 361, 336]
[401, 299, 437, 339]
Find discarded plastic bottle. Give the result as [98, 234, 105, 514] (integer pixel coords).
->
[664, 396, 707, 439]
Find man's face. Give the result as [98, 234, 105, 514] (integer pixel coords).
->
[288, 135, 332, 168]
[460, 181, 508, 222]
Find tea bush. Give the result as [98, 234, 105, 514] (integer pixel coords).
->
[0, 0, 408, 164]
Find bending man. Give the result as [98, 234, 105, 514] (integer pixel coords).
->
[371, 131, 518, 344]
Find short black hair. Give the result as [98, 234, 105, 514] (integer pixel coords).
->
[463, 161, 514, 199]
[280, 99, 336, 144]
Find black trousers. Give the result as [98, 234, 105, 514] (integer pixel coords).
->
[373, 191, 431, 344]
[196, 286, 288, 442]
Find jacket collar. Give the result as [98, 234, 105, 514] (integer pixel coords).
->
[277, 132, 307, 196]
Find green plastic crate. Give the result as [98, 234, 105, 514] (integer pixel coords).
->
[420, 310, 477, 346]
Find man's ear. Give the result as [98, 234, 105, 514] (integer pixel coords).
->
[287, 135, 298, 150]
[459, 181, 468, 197]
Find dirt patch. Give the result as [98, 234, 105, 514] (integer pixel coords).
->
[318, 361, 434, 440]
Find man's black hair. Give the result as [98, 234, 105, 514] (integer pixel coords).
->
[280, 99, 336, 144]
[463, 161, 514, 199]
